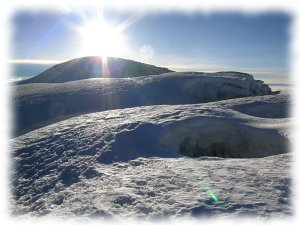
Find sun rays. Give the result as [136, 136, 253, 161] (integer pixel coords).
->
[78, 18, 127, 57]
[68, 10, 144, 78]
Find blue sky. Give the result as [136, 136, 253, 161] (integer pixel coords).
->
[10, 10, 291, 83]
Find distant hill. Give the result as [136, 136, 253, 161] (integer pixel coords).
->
[15, 56, 173, 84]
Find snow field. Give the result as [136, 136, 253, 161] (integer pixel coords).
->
[10, 92, 292, 218]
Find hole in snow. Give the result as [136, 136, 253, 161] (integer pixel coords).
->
[160, 117, 289, 158]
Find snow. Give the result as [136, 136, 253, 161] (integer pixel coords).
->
[12, 154, 292, 220]
[10, 91, 292, 220]
[10, 66, 292, 221]
[13, 71, 272, 136]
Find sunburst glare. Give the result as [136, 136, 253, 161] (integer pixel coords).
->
[78, 16, 127, 57]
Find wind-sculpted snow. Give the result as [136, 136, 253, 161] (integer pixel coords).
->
[10, 93, 292, 219]
[13, 72, 271, 136]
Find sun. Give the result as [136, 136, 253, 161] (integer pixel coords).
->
[78, 18, 127, 57]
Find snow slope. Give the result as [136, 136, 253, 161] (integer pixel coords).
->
[15, 56, 172, 84]
[10, 92, 292, 219]
[13, 72, 272, 136]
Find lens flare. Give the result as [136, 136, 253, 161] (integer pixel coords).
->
[196, 176, 219, 203]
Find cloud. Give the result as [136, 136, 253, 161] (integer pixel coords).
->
[8, 77, 23, 83]
[163, 63, 231, 72]
[6, 59, 63, 65]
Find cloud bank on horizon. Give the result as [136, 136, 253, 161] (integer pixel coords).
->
[10, 9, 290, 84]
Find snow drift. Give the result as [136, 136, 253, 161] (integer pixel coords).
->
[10, 92, 292, 218]
[13, 71, 272, 136]
[15, 56, 173, 84]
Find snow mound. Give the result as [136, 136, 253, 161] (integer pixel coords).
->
[13, 72, 272, 136]
[15, 56, 172, 84]
[230, 92, 292, 119]
[232, 99, 290, 118]
[11, 93, 290, 164]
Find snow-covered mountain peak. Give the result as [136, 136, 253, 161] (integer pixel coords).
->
[16, 56, 173, 84]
